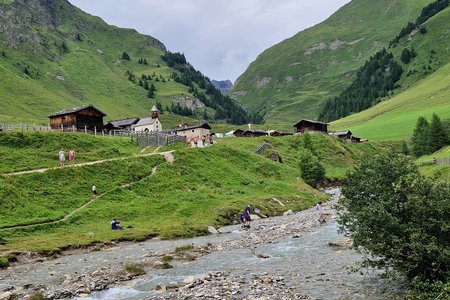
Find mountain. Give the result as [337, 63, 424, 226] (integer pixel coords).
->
[330, 4, 450, 141]
[0, 0, 252, 125]
[211, 79, 233, 94]
[231, 0, 435, 124]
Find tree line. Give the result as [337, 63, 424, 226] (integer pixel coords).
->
[409, 113, 449, 157]
[318, 49, 403, 122]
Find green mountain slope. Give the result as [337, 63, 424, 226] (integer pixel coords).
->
[232, 0, 434, 124]
[330, 6, 450, 141]
[0, 0, 251, 125]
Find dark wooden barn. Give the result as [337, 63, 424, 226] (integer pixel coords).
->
[332, 130, 352, 140]
[293, 119, 328, 134]
[239, 130, 268, 138]
[48, 105, 106, 131]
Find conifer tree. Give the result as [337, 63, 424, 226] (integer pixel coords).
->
[428, 113, 449, 152]
[411, 116, 431, 157]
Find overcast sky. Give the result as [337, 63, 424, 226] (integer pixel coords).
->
[69, 0, 350, 82]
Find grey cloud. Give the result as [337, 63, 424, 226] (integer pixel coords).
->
[70, 0, 350, 82]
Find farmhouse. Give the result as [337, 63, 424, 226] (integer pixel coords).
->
[134, 106, 162, 132]
[104, 117, 140, 132]
[169, 122, 211, 139]
[293, 119, 328, 134]
[48, 105, 106, 131]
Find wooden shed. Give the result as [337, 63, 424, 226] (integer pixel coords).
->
[293, 119, 328, 134]
[331, 130, 352, 140]
[48, 105, 106, 131]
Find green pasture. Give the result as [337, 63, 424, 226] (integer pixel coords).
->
[0, 142, 325, 252]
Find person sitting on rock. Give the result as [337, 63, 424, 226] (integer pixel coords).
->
[111, 218, 123, 230]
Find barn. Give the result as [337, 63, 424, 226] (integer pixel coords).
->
[293, 119, 328, 134]
[48, 105, 106, 131]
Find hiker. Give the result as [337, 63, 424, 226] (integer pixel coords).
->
[111, 218, 123, 230]
[59, 148, 65, 167]
[193, 136, 199, 147]
[239, 212, 247, 228]
[316, 203, 326, 223]
[201, 135, 206, 147]
[244, 205, 251, 228]
[69, 149, 75, 166]
[92, 184, 97, 199]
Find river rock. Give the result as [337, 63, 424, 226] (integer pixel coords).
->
[283, 210, 293, 216]
[0, 292, 12, 300]
[208, 226, 219, 234]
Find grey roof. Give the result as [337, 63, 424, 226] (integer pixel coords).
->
[135, 117, 158, 127]
[108, 118, 140, 127]
[170, 122, 211, 132]
[293, 119, 328, 127]
[49, 105, 106, 117]
[332, 130, 352, 136]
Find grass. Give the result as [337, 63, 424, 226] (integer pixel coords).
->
[232, 0, 435, 123]
[0, 132, 386, 253]
[330, 7, 450, 141]
[0, 131, 142, 173]
[0, 1, 204, 125]
[124, 263, 146, 276]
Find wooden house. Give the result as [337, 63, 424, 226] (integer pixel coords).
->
[48, 105, 106, 131]
[134, 106, 162, 132]
[331, 130, 352, 141]
[233, 129, 245, 137]
[104, 118, 140, 132]
[240, 130, 268, 138]
[293, 119, 328, 134]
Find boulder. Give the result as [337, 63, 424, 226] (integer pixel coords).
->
[283, 210, 293, 216]
[208, 226, 219, 234]
[0, 292, 12, 300]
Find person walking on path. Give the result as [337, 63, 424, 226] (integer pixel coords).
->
[244, 204, 252, 228]
[69, 149, 75, 166]
[59, 148, 65, 168]
[92, 184, 97, 199]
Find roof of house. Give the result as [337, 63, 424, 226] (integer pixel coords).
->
[170, 122, 211, 132]
[135, 117, 159, 127]
[107, 118, 140, 127]
[332, 130, 352, 136]
[151, 105, 158, 112]
[293, 119, 328, 127]
[49, 105, 106, 118]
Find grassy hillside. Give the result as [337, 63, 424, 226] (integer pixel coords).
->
[0, 131, 384, 252]
[0, 0, 224, 125]
[232, 0, 434, 124]
[330, 4, 450, 141]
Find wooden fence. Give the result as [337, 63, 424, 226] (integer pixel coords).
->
[0, 123, 186, 147]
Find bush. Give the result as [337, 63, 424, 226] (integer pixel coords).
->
[124, 263, 146, 276]
[337, 152, 450, 298]
[299, 149, 325, 187]
[0, 257, 9, 269]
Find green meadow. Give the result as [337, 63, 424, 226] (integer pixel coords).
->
[0, 131, 383, 253]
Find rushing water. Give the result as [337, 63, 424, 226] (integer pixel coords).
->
[76, 188, 405, 300]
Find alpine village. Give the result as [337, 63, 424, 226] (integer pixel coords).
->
[0, 0, 449, 299]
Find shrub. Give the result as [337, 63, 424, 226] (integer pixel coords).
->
[0, 257, 9, 269]
[299, 149, 325, 187]
[124, 263, 146, 276]
[175, 245, 194, 252]
[338, 152, 450, 298]
[162, 255, 173, 262]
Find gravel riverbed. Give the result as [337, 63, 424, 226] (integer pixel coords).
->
[0, 188, 406, 299]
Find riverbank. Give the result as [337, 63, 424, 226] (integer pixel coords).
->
[0, 189, 405, 299]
